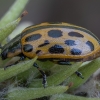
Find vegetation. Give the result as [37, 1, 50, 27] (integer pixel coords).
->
[0, 0, 99, 100]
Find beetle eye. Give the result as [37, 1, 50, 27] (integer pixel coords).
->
[1, 49, 8, 60]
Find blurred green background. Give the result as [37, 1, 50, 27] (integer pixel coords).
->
[0, 0, 100, 38]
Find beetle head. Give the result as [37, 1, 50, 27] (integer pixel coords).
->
[1, 49, 8, 60]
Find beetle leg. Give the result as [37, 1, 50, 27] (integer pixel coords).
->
[75, 71, 84, 79]
[57, 61, 71, 65]
[57, 61, 84, 79]
[75, 92, 88, 97]
[4, 55, 25, 70]
[33, 62, 47, 88]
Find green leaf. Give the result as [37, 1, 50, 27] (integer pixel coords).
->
[16, 60, 55, 81]
[50, 94, 100, 100]
[0, 0, 29, 27]
[7, 85, 69, 100]
[29, 62, 82, 87]
[0, 56, 38, 82]
[67, 58, 100, 92]
[0, 11, 28, 43]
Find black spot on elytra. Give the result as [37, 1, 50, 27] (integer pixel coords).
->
[65, 40, 76, 46]
[49, 44, 64, 54]
[23, 44, 33, 52]
[68, 32, 84, 38]
[48, 30, 62, 38]
[86, 41, 94, 51]
[38, 40, 50, 47]
[71, 48, 82, 55]
[36, 50, 41, 54]
[25, 34, 41, 42]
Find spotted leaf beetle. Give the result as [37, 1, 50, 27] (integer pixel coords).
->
[1, 22, 100, 88]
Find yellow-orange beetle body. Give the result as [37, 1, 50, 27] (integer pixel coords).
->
[21, 22, 100, 62]
[1, 22, 100, 62]
[1, 22, 100, 87]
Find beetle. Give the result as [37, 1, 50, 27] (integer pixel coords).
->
[1, 22, 100, 88]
